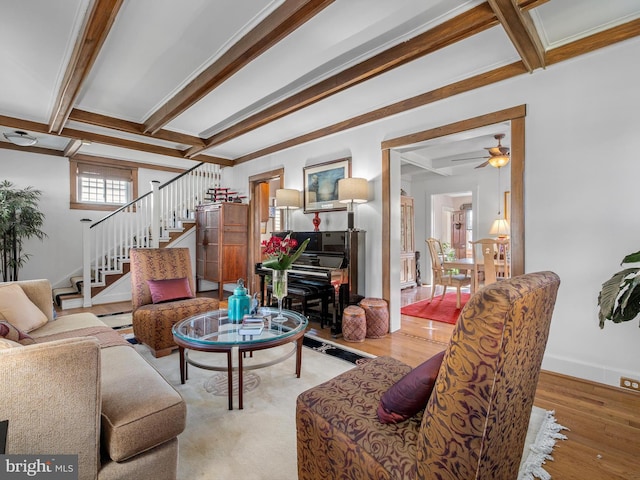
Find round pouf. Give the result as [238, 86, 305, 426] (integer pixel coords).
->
[342, 305, 366, 343]
[360, 297, 389, 339]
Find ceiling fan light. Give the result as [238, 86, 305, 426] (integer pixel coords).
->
[3, 130, 38, 147]
[488, 155, 510, 168]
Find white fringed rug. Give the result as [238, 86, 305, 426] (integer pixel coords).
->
[132, 340, 567, 480]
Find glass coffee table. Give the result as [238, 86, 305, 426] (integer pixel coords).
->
[172, 307, 308, 410]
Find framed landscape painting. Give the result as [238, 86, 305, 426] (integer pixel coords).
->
[303, 157, 351, 213]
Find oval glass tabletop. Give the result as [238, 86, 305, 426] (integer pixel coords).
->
[172, 307, 308, 347]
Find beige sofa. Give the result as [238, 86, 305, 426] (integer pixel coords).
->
[0, 279, 186, 480]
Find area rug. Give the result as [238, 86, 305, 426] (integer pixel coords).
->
[133, 341, 565, 480]
[400, 292, 470, 324]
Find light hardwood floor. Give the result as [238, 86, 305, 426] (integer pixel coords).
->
[60, 286, 640, 479]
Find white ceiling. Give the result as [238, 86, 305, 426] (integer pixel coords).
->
[1, 0, 639, 169]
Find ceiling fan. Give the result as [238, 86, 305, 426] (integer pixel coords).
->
[452, 134, 510, 169]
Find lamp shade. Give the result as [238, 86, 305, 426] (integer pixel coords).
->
[275, 189, 300, 209]
[488, 155, 510, 168]
[338, 178, 368, 203]
[489, 218, 510, 237]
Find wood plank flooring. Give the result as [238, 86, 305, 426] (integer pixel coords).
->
[63, 285, 640, 479]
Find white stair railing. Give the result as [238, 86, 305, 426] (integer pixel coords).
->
[81, 162, 221, 307]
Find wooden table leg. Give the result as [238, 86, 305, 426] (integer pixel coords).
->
[295, 338, 303, 378]
[226, 350, 233, 410]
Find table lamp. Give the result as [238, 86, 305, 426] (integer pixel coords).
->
[489, 218, 510, 238]
[275, 188, 300, 231]
[338, 178, 368, 230]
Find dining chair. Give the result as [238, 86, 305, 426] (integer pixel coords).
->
[425, 237, 471, 308]
[471, 238, 511, 288]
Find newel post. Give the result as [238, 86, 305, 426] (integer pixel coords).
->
[81, 218, 92, 307]
[151, 180, 161, 248]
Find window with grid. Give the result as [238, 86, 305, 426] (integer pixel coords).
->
[70, 160, 137, 211]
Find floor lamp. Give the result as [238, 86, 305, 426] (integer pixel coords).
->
[338, 178, 368, 230]
[275, 188, 300, 231]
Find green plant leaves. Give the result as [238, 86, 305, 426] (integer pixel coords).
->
[598, 268, 640, 328]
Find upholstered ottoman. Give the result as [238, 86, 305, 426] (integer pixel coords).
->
[342, 305, 366, 342]
[360, 297, 389, 338]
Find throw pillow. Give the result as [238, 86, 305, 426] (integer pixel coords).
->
[0, 284, 48, 332]
[377, 350, 445, 424]
[147, 277, 194, 304]
[0, 321, 36, 345]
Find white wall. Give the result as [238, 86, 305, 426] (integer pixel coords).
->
[3, 36, 639, 387]
[0, 151, 179, 287]
[222, 36, 640, 387]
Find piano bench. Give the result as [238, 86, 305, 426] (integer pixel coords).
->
[267, 283, 335, 328]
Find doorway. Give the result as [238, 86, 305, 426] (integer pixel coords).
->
[382, 105, 526, 332]
[247, 168, 284, 295]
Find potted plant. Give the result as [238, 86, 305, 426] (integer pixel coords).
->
[597, 250, 640, 328]
[0, 180, 47, 281]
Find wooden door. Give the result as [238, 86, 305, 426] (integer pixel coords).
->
[451, 210, 466, 259]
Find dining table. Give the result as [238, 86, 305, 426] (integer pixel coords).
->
[442, 257, 508, 294]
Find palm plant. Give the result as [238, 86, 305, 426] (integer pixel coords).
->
[597, 250, 640, 328]
[0, 180, 47, 281]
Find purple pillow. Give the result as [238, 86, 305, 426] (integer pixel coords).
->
[377, 350, 445, 424]
[0, 320, 36, 345]
[147, 277, 194, 304]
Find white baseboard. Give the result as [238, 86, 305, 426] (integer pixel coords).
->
[542, 353, 639, 388]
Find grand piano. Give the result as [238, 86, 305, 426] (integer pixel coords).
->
[254, 230, 365, 335]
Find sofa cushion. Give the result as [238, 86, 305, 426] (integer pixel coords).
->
[377, 350, 445, 424]
[0, 338, 23, 349]
[99, 345, 186, 461]
[0, 283, 48, 332]
[147, 277, 193, 304]
[0, 320, 36, 345]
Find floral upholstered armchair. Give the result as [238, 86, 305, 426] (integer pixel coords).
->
[296, 271, 560, 480]
[130, 248, 219, 357]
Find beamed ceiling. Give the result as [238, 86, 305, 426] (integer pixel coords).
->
[1, 0, 639, 169]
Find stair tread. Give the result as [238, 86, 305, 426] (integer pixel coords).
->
[52, 287, 79, 295]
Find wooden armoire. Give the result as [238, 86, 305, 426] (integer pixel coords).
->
[196, 202, 249, 300]
[400, 195, 417, 289]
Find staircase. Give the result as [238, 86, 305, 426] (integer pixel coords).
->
[53, 162, 221, 309]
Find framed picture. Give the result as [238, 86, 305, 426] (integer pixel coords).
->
[303, 157, 351, 213]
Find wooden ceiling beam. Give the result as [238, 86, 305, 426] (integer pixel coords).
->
[546, 17, 640, 65]
[235, 62, 528, 164]
[61, 126, 234, 166]
[48, 0, 124, 134]
[517, 0, 550, 11]
[69, 109, 206, 147]
[488, 0, 545, 72]
[0, 114, 231, 166]
[188, 3, 499, 157]
[63, 139, 83, 158]
[143, 0, 335, 134]
[0, 141, 65, 157]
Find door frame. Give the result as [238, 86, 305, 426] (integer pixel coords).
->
[381, 105, 526, 329]
[248, 168, 284, 294]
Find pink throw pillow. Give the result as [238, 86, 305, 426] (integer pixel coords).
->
[0, 320, 36, 345]
[377, 350, 445, 424]
[147, 277, 194, 304]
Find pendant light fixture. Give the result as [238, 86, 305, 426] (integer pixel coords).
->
[3, 130, 38, 147]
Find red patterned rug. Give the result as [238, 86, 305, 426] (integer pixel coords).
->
[400, 292, 470, 324]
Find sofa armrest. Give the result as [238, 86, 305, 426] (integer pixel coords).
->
[1, 279, 55, 322]
[0, 338, 101, 479]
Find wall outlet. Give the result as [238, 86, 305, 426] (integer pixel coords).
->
[620, 376, 640, 392]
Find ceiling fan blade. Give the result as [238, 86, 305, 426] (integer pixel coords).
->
[474, 160, 490, 169]
[451, 156, 487, 162]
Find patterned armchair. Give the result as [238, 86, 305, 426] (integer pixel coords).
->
[130, 248, 219, 357]
[296, 271, 560, 480]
